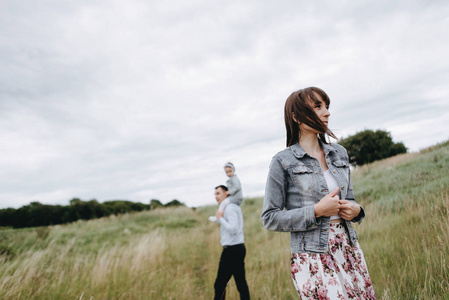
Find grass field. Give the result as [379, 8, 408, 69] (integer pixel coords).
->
[1, 141, 448, 299]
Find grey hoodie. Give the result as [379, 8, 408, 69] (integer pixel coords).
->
[226, 174, 243, 205]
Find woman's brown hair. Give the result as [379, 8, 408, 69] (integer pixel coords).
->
[284, 87, 337, 147]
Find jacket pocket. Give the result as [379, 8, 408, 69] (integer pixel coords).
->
[331, 159, 350, 184]
[331, 159, 348, 168]
[291, 164, 314, 194]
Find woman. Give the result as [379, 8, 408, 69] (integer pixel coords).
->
[261, 87, 376, 299]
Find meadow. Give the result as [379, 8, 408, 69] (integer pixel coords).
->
[0, 141, 448, 299]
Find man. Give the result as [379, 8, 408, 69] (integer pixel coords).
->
[213, 185, 250, 300]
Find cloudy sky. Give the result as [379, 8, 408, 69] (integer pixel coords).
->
[1, 0, 448, 209]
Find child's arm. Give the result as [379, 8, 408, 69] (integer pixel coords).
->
[209, 198, 230, 222]
[218, 198, 230, 212]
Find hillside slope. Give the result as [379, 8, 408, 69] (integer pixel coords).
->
[352, 141, 449, 299]
[0, 141, 448, 299]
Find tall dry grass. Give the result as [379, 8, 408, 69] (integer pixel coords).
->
[1, 141, 448, 299]
[353, 141, 449, 299]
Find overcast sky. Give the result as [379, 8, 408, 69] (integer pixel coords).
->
[1, 0, 448, 209]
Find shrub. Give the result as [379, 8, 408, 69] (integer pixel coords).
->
[338, 129, 407, 166]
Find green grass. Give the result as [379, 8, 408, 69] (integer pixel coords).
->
[352, 142, 449, 299]
[0, 141, 448, 299]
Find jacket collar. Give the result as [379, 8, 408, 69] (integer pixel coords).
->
[290, 140, 337, 159]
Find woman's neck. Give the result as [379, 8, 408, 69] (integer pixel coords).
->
[299, 133, 321, 157]
[299, 133, 328, 170]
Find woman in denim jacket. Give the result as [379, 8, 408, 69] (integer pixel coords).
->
[261, 87, 376, 299]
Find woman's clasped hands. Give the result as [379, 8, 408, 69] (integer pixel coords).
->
[314, 187, 361, 220]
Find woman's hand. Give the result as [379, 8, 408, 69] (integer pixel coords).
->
[338, 200, 361, 221]
[314, 187, 340, 218]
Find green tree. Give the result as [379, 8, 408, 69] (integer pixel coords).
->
[149, 199, 163, 210]
[338, 129, 407, 166]
[69, 198, 82, 206]
[0, 208, 16, 227]
[165, 199, 184, 207]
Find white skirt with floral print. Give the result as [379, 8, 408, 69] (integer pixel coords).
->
[290, 222, 376, 300]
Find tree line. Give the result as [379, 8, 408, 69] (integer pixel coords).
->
[0, 198, 184, 229]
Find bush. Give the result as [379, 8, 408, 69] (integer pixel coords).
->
[164, 199, 184, 207]
[149, 199, 163, 210]
[338, 129, 407, 166]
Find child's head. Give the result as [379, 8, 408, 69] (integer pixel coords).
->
[224, 162, 235, 177]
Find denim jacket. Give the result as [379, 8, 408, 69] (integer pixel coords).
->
[261, 141, 365, 254]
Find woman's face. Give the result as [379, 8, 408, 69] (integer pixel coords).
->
[299, 95, 330, 134]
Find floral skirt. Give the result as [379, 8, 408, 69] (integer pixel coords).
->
[290, 222, 376, 299]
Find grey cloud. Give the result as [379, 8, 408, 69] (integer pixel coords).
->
[1, 0, 448, 208]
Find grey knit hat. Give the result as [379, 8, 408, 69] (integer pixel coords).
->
[224, 162, 235, 171]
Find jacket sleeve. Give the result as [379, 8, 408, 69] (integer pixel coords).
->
[261, 156, 319, 232]
[339, 145, 365, 223]
[345, 165, 365, 223]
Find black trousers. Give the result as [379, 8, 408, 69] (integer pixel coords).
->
[214, 243, 250, 300]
